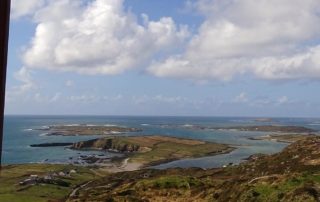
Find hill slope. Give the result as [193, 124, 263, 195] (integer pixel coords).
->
[67, 136, 320, 202]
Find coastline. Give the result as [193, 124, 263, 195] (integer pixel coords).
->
[67, 135, 235, 171]
[3, 136, 320, 201]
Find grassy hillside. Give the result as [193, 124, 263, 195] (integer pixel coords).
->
[0, 164, 108, 202]
[2, 136, 320, 202]
[67, 136, 320, 202]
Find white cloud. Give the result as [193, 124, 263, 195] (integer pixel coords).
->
[49, 92, 61, 102]
[12, 67, 36, 94]
[132, 94, 187, 105]
[103, 94, 123, 102]
[11, 0, 45, 19]
[149, 0, 320, 81]
[23, 0, 189, 75]
[234, 92, 248, 103]
[251, 98, 272, 106]
[34, 93, 44, 103]
[32, 92, 61, 103]
[5, 67, 37, 104]
[277, 96, 289, 105]
[68, 95, 100, 103]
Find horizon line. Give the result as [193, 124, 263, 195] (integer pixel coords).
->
[3, 114, 320, 119]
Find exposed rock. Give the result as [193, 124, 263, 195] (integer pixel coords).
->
[71, 138, 141, 153]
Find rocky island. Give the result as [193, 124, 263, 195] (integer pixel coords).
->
[35, 124, 142, 136]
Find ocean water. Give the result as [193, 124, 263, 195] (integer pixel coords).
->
[3, 115, 320, 169]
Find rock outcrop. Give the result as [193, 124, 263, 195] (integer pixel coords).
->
[71, 138, 140, 152]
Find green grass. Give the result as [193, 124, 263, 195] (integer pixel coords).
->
[136, 176, 203, 190]
[131, 141, 230, 165]
[243, 172, 320, 201]
[0, 164, 107, 202]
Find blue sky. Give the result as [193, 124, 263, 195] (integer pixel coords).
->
[4, 0, 320, 117]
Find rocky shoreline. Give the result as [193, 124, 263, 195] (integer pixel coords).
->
[70, 136, 235, 167]
[28, 135, 235, 169]
[28, 124, 318, 170]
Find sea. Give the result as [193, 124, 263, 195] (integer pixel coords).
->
[3, 115, 320, 169]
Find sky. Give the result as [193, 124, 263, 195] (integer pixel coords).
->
[4, 0, 320, 117]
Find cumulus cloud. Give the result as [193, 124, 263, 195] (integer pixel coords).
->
[12, 67, 36, 94]
[5, 67, 37, 104]
[149, 0, 320, 81]
[11, 0, 45, 19]
[22, 0, 189, 75]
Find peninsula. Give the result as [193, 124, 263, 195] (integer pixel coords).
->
[71, 135, 234, 167]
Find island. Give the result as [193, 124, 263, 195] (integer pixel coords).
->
[71, 135, 235, 167]
[248, 133, 317, 143]
[215, 125, 316, 133]
[35, 125, 142, 136]
[254, 118, 274, 122]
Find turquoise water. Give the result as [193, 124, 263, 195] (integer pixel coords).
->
[3, 115, 320, 168]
